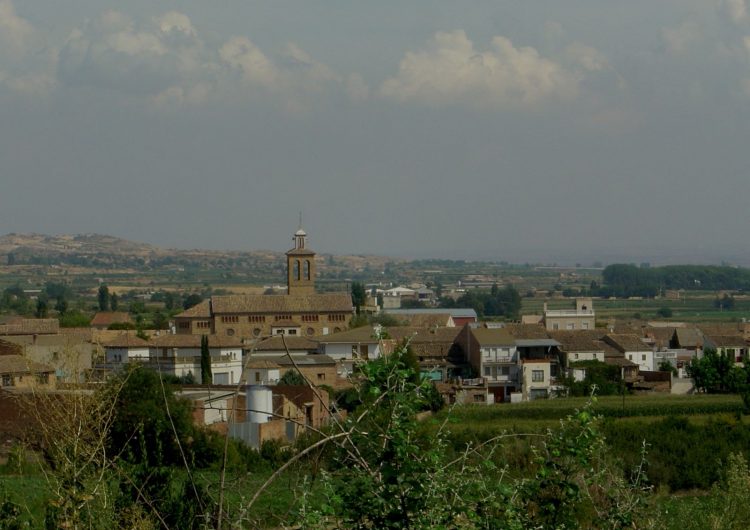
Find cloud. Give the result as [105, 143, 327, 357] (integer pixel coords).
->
[0, 0, 56, 95]
[0, 0, 35, 58]
[379, 30, 580, 109]
[662, 22, 702, 53]
[723, 0, 749, 24]
[56, 10, 350, 108]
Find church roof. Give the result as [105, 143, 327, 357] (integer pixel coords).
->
[177, 300, 212, 318]
[209, 293, 352, 314]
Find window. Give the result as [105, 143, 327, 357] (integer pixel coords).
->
[582, 322, 589, 330]
[253, 328, 261, 337]
[304, 260, 311, 281]
[275, 315, 292, 321]
[37, 373, 49, 385]
[249, 315, 266, 323]
[288, 329, 297, 335]
[178, 321, 190, 329]
[474, 394, 486, 402]
[306, 327, 315, 336]
[254, 372, 260, 382]
[532, 370, 544, 382]
[221, 316, 239, 323]
[642, 354, 647, 361]
[593, 353, 598, 359]
[574, 353, 579, 360]
[226, 328, 235, 336]
[566, 323, 574, 330]
[484, 366, 491, 376]
[553, 323, 559, 330]
[500, 366, 510, 376]
[628, 354, 633, 360]
[1, 374, 12, 387]
[317, 373, 325, 381]
[302, 314, 319, 322]
[328, 314, 347, 322]
[197, 321, 210, 329]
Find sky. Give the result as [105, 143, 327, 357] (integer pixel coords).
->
[1, 0, 750, 264]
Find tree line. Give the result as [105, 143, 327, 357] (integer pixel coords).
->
[597, 264, 750, 297]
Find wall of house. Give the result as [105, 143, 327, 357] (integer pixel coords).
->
[0, 372, 56, 390]
[321, 342, 381, 361]
[625, 350, 655, 372]
[522, 361, 552, 401]
[545, 316, 595, 331]
[106, 347, 149, 363]
[246, 368, 281, 385]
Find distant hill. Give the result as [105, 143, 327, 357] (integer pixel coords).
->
[0, 233, 163, 257]
[0, 233, 397, 284]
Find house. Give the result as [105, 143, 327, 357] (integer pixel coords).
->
[0, 355, 56, 389]
[543, 298, 595, 331]
[102, 333, 150, 363]
[2, 328, 94, 382]
[386, 308, 478, 327]
[381, 287, 417, 309]
[315, 326, 384, 377]
[551, 330, 640, 383]
[602, 334, 655, 372]
[90, 312, 134, 330]
[244, 360, 282, 386]
[702, 334, 748, 363]
[148, 334, 243, 384]
[460, 327, 518, 403]
[669, 328, 706, 352]
[389, 326, 464, 382]
[0, 317, 59, 336]
[274, 355, 339, 388]
[173, 226, 353, 338]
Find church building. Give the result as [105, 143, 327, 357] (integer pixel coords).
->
[174, 227, 353, 338]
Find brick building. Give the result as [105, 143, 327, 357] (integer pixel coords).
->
[174, 227, 353, 338]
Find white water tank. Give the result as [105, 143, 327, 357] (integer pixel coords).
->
[246, 385, 273, 424]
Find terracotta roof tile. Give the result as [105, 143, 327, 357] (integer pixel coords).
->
[207, 293, 352, 314]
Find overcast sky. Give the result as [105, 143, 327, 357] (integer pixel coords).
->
[2, 1, 750, 264]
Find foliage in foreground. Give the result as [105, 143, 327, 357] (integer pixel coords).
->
[296, 346, 653, 529]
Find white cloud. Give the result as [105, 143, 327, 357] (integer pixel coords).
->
[723, 0, 748, 24]
[0, 1, 55, 95]
[565, 43, 610, 72]
[56, 10, 349, 108]
[0, 0, 35, 58]
[662, 22, 702, 53]
[379, 30, 580, 109]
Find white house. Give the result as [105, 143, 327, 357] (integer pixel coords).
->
[102, 334, 150, 364]
[603, 334, 655, 372]
[315, 326, 383, 377]
[148, 334, 243, 384]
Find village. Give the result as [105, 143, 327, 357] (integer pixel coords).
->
[2, 226, 747, 452]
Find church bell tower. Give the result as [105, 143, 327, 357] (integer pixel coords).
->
[286, 225, 316, 296]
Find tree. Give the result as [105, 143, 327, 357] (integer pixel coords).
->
[97, 285, 110, 311]
[351, 281, 367, 315]
[656, 306, 673, 318]
[658, 359, 678, 376]
[110, 293, 119, 311]
[687, 348, 749, 394]
[183, 294, 203, 310]
[35, 297, 49, 318]
[54, 297, 69, 315]
[714, 294, 736, 311]
[200, 335, 212, 385]
[278, 369, 306, 386]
